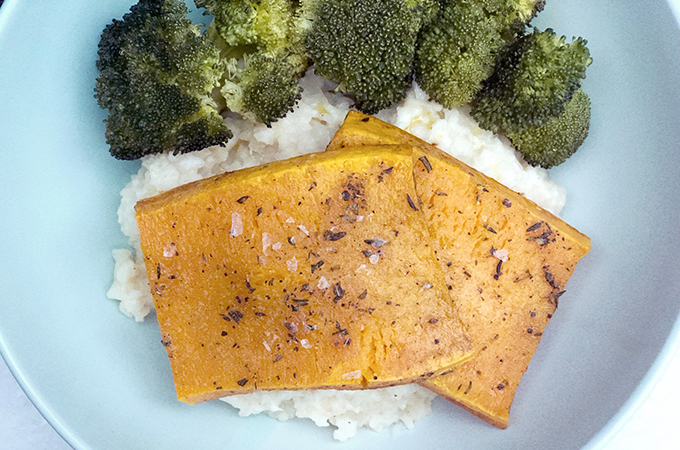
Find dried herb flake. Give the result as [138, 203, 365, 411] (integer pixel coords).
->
[311, 260, 325, 273]
[418, 155, 433, 172]
[526, 222, 543, 232]
[406, 194, 418, 211]
[332, 282, 345, 303]
[378, 166, 394, 182]
[323, 230, 347, 241]
[228, 310, 244, 324]
[493, 260, 503, 280]
[484, 224, 497, 234]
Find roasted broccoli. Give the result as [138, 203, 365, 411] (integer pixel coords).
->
[415, 0, 545, 109]
[196, 0, 295, 56]
[510, 0, 546, 22]
[221, 53, 303, 125]
[504, 88, 590, 168]
[471, 28, 592, 167]
[196, 0, 306, 125]
[303, 0, 437, 114]
[94, 0, 232, 160]
[471, 28, 592, 133]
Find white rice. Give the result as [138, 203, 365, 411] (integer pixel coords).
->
[107, 70, 566, 440]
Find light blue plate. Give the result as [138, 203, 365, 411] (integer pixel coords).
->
[1, 1, 680, 449]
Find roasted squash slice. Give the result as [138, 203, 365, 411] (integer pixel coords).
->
[327, 111, 591, 428]
[136, 145, 473, 404]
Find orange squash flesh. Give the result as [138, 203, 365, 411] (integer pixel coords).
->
[135, 145, 473, 404]
[327, 111, 591, 428]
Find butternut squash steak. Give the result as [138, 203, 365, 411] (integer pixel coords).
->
[136, 145, 473, 404]
[327, 111, 591, 428]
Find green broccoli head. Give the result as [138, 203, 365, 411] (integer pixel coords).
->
[415, 1, 514, 108]
[405, 0, 441, 26]
[221, 53, 303, 126]
[471, 28, 592, 134]
[414, 0, 546, 109]
[197, 0, 307, 125]
[94, 0, 232, 160]
[304, 0, 430, 114]
[195, 0, 295, 57]
[505, 88, 591, 168]
[510, 0, 545, 22]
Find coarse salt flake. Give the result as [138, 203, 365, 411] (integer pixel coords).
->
[371, 238, 387, 248]
[230, 213, 243, 237]
[272, 242, 282, 251]
[298, 225, 309, 236]
[341, 370, 362, 380]
[355, 264, 373, 275]
[369, 254, 380, 264]
[492, 248, 509, 262]
[286, 257, 298, 272]
[263, 341, 271, 351]
[163, 243, 175, 257]
[262, 232, 273, 252]
[318, 276, 330, 289]
[300, 339, 312, 349]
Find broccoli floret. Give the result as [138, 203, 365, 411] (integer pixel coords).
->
[196, 0, 295, 56]
[221, 53, 303, 126]
[197, 0, 306, 125]
[94, 0, 231, 160]
[303, 0, 435, 114]
[415, 1, 512, 108]
[505, 88, 590, 168]
[406, 0, 441, 26]
[414, 0, 545, 109]
[471, 28, 592, 134]
[510, 0, 545, 22]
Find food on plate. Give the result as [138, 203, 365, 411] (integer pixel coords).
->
[197, 0, 308, 125]
[196, 0, 298, 56]
[471, 28, 592, 167]
[415, 0, 545, 108]
[135, 145, 474, 404]
[95, 0, 592, 168]
[302, 0, 438, 114]
[109, 71, 574, 439]
[503, 88, 591, 169]
[94, 0, 232, 160]
[326, 110, 591, 428]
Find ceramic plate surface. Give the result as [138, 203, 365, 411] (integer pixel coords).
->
[1, 1, 680, 449]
